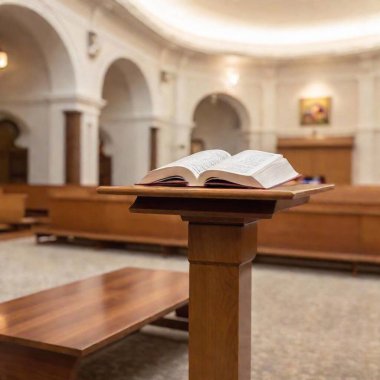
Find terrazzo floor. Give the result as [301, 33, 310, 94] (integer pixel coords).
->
[1, 237, 380, 379]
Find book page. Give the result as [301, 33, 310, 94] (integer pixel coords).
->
[208, 150, 282, 176]
[161, 149, 231, 178]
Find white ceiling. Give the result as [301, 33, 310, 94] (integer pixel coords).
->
[187, 0, 380, 28]
[120, 0, 380, 58]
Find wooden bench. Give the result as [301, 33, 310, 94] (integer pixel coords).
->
[34, 193, 188, 248]
[258, 185, 380, 266]
[0, 189, 35, 230]
[2, 184, 97, 216]
[0, 267, 189, 380]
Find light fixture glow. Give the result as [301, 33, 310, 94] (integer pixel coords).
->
[0, 49, 8, 69]
[226, 69, 239, 87]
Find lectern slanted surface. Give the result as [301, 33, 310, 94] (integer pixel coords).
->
[98, 184, 334, 220]
[97, 183, 333, 380]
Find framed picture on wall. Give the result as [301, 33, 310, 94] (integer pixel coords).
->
[299, 97, 331, 126]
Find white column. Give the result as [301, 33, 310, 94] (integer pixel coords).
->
[101, 116, 155, 185]
[355, 58, 376, 184]
[80, 104, 101, 185]
[174, 122, 194, 159]
[256, 68, 277, 152]
[48, 100, 70, 185]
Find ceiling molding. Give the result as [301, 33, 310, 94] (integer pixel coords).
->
[116, 0, 380, 59]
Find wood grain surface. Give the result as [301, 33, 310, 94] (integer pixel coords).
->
[0, 268, 189, 357]
[98, 184, 334, 200]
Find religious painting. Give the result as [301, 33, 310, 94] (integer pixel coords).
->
[299, 97, 331, 126]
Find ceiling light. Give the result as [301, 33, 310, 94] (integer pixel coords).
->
[0, 48, 8, 69]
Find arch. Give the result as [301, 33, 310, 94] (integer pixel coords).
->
[0, 1, 78, 184]
[191, 92, 250, 154]
[0, 111, 29, 140]
[100, 57, 153, 116]
[99, 57, 154, 185]
[0, 1, 77, 93]
[192, 92, 250, 132]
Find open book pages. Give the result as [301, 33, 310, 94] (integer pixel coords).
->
[138, 149, 299, 189]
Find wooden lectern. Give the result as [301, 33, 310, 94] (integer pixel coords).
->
[98, 184, 333, 380]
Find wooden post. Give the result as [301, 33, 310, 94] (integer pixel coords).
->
[187, 220, 256, 380]
[64, 111, 81, 184]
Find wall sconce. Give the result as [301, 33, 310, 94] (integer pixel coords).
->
[0, 47, 8, 69]
[226, 69, 239, 87]
[88, 31, 101, 59]
[160, 70, 175, 83]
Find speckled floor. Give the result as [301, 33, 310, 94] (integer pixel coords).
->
[1, 237, 380, 380]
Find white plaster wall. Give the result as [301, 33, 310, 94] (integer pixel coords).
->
[276, 61, 359, 137]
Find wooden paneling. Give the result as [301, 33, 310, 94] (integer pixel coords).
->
[277, 136, 354, 184]
[361, 216, 380, 255]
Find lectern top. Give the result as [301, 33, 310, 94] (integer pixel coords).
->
[97, 183, 334, 201]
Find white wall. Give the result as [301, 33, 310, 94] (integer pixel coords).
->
[276, 60, 359, 137]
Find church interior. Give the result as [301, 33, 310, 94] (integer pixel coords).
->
[0, 1, 380, 379]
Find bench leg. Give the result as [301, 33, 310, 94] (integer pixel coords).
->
[175, 304, 189, 319]
[0, 342, 79, 380]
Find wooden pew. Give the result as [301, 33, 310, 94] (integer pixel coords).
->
[0, 267, 189, 380]
[33, 185, 380, 266]
[2, 184, 97, 215]
[0, 189, 31, 229]
[34, 193, 188, 248]
[258, 185, 380, 265]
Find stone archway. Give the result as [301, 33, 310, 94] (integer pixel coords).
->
[0, 3, 76, 183]
[99, 58, 153, 185]
[191, 93, 250, 154]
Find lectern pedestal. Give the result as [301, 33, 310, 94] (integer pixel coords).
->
[98, 184, 333, 380]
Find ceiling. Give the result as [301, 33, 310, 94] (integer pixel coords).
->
[184, 0, 380, 28]
[119, 0, 380, 58]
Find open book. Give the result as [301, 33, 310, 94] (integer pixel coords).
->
[139, 150, 299, 189]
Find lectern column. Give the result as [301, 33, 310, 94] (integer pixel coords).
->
[187, 219, 257, 380]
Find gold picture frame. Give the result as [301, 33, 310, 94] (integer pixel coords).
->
[300, 97, 331, 126]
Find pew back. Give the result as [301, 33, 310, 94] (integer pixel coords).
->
[0, 193, 26, 224]
[44, 193, 188, 247]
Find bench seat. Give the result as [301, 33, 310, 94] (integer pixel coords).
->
[0, 267, 189, 380]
